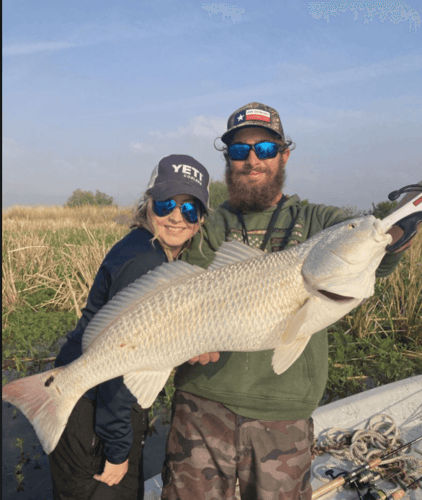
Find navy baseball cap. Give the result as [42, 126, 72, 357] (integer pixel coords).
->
[139, 154, 210, 213]
[221, 102, 285, 145]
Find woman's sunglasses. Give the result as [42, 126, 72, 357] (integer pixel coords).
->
[228, 141, 284, 161]
[152, 199, 203, 224]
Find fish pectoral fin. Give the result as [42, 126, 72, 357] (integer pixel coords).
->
[123, 369, 172, 409]
[271, 299, 316, 375]
[272, 336, 312, 375]
[282, 298, 315, 344]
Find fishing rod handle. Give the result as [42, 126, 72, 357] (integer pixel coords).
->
[311, 477, 346, 499]
[388, 490, 406, 500]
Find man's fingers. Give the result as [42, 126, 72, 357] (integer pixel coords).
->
[188, 352, 220, 365]
[199, 352, 220, 364]
[188, 355, 200, 365]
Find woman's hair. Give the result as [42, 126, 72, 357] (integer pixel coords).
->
[129, 192, 205, 261]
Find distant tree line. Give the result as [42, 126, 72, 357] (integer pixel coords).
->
[65, 189, 115, 208]
[64, 184, 398, 218]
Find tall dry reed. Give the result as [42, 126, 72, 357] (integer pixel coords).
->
[2, 205, 133, 321]
[345, 230, 422, 341]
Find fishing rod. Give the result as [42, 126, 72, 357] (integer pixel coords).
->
[311, 435, 422, 499]
[361, 476, 422, 500]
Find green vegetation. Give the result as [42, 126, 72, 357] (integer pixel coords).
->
[372, 200, 397, 219]
[209, 180, 228, 209]
[65, 189, 115, 207]
[14, 438, 29, 492]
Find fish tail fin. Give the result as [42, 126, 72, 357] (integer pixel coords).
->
[2, 368, 78, 454]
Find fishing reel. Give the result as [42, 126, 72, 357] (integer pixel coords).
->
[361, 487, 387, 500]
[324, 469, 382, 500]
[385, 183, 422, 253]
[325, 468, 381, 486]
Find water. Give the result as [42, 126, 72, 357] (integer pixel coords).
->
[2, 402, 169, 500]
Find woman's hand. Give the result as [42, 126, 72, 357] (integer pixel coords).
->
[93, 458, 129, 486]
[188, 352, 220, 365]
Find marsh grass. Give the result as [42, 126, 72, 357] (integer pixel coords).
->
[2, 204, 422, 406]
[343, 231, 422, 341]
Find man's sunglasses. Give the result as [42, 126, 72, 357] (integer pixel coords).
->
[152, 199, 203, 224]
[228, 141, 284, 161]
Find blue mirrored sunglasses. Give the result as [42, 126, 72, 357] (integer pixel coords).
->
[152, 199, 202, 224]
[228, 141, 284, 161]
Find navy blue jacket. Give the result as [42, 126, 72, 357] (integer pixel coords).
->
[55, 228, 168, 464]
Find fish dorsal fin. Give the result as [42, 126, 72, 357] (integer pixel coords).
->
[207, 241, 265, 271]
[123, 368, 173, 408]
[82, 260, 205, 352]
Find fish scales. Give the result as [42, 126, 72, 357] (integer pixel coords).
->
[3, 215, 398, 454]
[20, 251, 306, 407]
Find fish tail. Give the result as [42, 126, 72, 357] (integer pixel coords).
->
[2, 367, 78, 454]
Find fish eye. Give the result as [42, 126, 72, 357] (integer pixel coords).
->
[348, 223, 357, 229]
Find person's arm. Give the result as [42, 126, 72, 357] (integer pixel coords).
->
[91, 238, 167, 484]
[93, 376, 136, 486]
[54, 264, 112, 367]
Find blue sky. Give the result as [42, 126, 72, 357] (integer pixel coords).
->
[3, 0, 421, 210]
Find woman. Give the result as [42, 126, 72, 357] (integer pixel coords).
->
[50, 154, 210, 500]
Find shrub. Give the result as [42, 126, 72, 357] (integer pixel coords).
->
[209, 180, 228, 209]
[65, 189, 115, 208]
[371, 200, 397, 220]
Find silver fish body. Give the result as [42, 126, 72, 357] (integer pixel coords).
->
[2, 215, 393, 454]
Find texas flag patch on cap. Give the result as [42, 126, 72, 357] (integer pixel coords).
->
[234, 108, 271, 124]
[245, 109, 271, 122]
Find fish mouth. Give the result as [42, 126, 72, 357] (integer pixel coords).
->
[317, 289, 355, 302]
[303, 274, 356, 302]
[328, 249, 355, 265]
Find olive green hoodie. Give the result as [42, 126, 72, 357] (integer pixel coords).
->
[177, 195, 402, 420]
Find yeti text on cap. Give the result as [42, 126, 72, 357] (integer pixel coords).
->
[172, 164, 203, 185]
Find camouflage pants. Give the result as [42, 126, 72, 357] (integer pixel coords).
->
[161, 390, 313, 500]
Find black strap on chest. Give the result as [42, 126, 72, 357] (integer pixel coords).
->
[235, 195, 293, 251]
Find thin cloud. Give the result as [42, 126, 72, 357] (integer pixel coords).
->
[2, 137, 26, 158]
[76, 54, 422, 122]
[3, 22, 154, 57]
[149, 115, 226, 139]
[275, 54, 422, 91]
[3, 40, 89, 56]
[3, 14, 209, 57]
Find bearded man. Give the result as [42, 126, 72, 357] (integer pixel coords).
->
[161, 103, 413, 500]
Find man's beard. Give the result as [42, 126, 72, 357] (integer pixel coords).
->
[225, 159, 286, 212]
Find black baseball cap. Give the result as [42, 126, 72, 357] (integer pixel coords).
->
[139, 154, 210, 213]
[221, 102, 285, 145]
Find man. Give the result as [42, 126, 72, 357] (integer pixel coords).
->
[161, 103, 413, 500]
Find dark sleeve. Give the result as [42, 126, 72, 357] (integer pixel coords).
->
[95, 376, 137, 464]
[55, 229, 166, 464]
[93, 240, 167, 464]
[54, 264, 112, 367]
